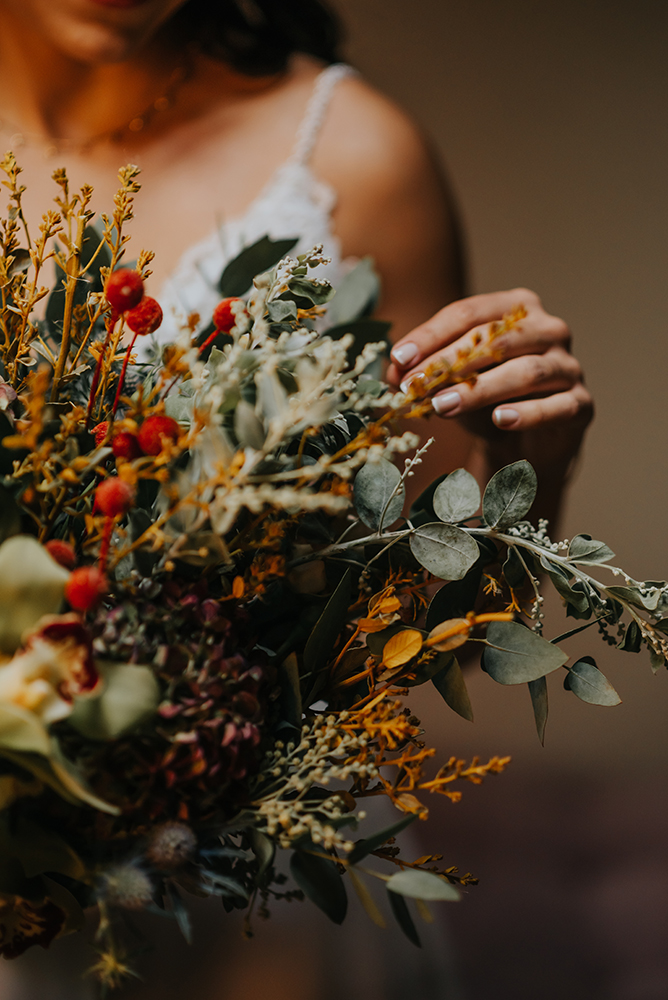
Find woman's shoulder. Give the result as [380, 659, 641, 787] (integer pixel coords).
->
[300, 62, 437, 189]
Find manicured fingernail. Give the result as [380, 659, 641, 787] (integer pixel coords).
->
[391, 343, 419, 367]
[433, 391, 460, 415]
[493, 407, 520, 428]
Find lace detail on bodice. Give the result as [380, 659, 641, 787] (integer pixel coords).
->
[147, 64, 357, 354]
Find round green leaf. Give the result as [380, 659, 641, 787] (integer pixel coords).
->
[482, 460, 537, 529]
[387, 867, 460, 902]
[567, 534, 615, 565]
[353, 458, 405, 531]
[409, 522, 479, 581]
[433, 469, 481, 523]
[482, 620, 568, 684]
[564, 656, 622, 706]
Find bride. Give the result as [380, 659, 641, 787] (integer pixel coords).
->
[0, 0, 592, 995]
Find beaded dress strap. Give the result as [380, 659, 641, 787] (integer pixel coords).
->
[290, 63, 357, 166]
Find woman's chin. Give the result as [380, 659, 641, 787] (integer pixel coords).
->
[37, 14, 159, 63]
[1, 0, 188, 64]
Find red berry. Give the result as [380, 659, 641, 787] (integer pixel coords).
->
[93, 421, 110, 447]
[45, 539, 76, 570]
[106, 269, 144, 313]
[65, 566, 108, 613]
[137, 415, 180, 456]
[213, 298, 244, 333]
[112, 430, 141, 461]
[126, 296, 163, 337]
[95, 478, 135, 517]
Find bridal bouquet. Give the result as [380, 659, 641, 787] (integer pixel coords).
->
[0, 158, 665, 992]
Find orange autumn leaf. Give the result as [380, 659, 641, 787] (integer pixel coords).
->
[358, 617, 394, 633]
[382, 629, 423, 669]
[426, 619, 471, 652]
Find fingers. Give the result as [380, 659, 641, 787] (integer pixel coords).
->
[393, 311, 571, 393]
[388, 287, 545, 384]
[434, 379, 593, 433]
[491, 384, 594, 431]
[431, 349, 583, 418]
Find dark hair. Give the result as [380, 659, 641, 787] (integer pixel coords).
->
[173, 0, 343, 76]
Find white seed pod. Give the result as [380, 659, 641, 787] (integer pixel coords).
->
[145, 822, 197, 870]
[101, 863, 154, 910]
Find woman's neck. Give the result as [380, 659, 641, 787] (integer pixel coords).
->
[0, 12, 183, 145]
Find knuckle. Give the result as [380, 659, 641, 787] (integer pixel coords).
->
[549, 317, 571, 348]
[523, 354, 549, 385]
[453, 298, 477, 328]
[510, 286, 541, 308]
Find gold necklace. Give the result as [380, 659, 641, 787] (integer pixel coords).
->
[0, 60, 193, 159]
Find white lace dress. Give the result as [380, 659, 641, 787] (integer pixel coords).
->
[150, 62, 355, 352]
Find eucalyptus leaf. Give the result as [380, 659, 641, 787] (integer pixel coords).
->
[404, 648, 452, 687]
[303, 571, 352, 678]
[219, 235, 298, 297]
[249, 829, 275, 883]
[267, 300, 298, 323]
[387, 867, 460, 902]
[164, 393, 194, 425]
[568, 533, 615, 565]
[281, 277, 335, 308]
[432, 656, 473, 721]
[409, 523, 479, 581]
[502, 546, 527, 590]
[432, 469, 481, 523]
[482, 460, 537, 529]
[540, 555, 589, 613]
[348, 814, 417, 865]
[564, 656, 621, 706]
[528, 675, 548, 744]
[290, 849, 347, 924]
[482, 620, 568, 684]
[353, 457, 404, 531]
[425, 548, 490, 628]
[617, 620, 642, 653]
[606, 585, 661, 612]
[365, 622, 404, 657]
[234, 399, 266, 450]
[278, 652, 302, 730]
[387, 888, 421, 947]
[325, 257, 380, 326]
[0, 535, 70, 654]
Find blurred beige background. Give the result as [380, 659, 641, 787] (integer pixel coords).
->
[331, 1, 668, 996]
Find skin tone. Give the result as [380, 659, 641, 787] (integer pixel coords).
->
[0, 0, 592, 523]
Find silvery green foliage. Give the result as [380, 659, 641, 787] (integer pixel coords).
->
[160, 247, 416, 538]
[322, 455, 668, 742]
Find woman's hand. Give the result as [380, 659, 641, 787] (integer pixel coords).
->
[387, 288, 592, 440]
[387, 288, 593, 524]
